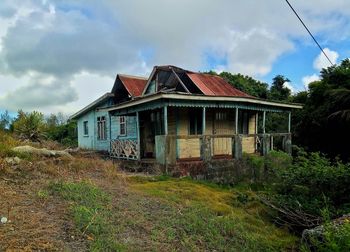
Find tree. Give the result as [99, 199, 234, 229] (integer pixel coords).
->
[294, 59, 350, 161]
[219, 72, 269, 98]
[12, 111, 47, 141]
[0, 110, 11, 130]
[269, 75, 291, 101]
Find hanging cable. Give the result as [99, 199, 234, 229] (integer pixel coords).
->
[285, 0, 334, 66]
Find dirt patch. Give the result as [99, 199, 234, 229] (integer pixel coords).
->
[0, 154, 114, 251]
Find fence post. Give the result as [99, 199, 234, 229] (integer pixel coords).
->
[283, 134, 292, 155]
[262, 134, 271, 156]
[201, 135, 212, 162]
[234, 135, 242, 159]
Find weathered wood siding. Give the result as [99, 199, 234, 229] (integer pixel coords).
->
[168, 107, 176, 135]
[242, 113, 257, 154]
[175, 108, 257, 158]
[111, 115, 137, 140]
[176, 108, 201, 159]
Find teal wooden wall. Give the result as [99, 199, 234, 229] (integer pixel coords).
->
[111, 115, 137, 140]
[76, 99, 112, 151]
[77, 110, 95, 149]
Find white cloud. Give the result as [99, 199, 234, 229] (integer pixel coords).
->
[302, 74, 321, 89]
[313, 48, 339, 71]
[0, 0, 349, 113]
[283, 82, 295, 93]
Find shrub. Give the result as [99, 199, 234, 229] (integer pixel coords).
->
[0, 130, 19, 157]
[243, 153, 264, 182]
[263, 150, 350, 231]
[243, 151, 292, 183]
[303, 219, 350, 252]
[12, 111, 46, 141]
[46, 121, 77, 147]
[265, 150, 292, 180]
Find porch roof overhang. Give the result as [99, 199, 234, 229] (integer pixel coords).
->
[103, 92, 302, 115]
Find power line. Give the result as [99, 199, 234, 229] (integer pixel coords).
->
[284, 0, 334, 66]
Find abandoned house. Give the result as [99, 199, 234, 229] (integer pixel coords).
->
[70, 65, 302, 168]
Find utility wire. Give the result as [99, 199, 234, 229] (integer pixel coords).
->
[284, 0, 334, 66]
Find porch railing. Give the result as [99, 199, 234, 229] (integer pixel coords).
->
[156, 133, 292, 165]
[110, 139, 139, 160]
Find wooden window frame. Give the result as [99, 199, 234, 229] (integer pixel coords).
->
[83, 121, 89, 136]
[119, 116, 127, 136]
[189, 110, 203, 135]
[97, 116, 107, 140]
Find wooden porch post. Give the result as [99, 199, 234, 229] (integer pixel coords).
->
[288, 111, 291, 133]
[202, 107, 206, 134]
[136, 111, 141, 161]
[234, 107, 242, 159]
[164, 106, 168, 135]
[262, 110, 266, 134]
[235, 107, 239, 134]
[255, 112, 259, 134]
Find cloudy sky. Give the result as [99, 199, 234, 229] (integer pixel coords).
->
[0, 0, 349, 115]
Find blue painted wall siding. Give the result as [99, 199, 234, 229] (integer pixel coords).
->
[76, 98, 113, 151]
[77, 110, 95, 149]
[94, 110, 110, 151]
[111, 115, 137, 140]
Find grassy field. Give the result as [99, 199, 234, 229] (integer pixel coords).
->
[0, 135, 297, 251]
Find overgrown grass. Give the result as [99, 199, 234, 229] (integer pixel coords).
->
[129, 176, 297, 251]
[0, 130, 19, 158]
[49, 181, 124, 251]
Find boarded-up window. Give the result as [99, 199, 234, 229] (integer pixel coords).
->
[119, 116, 126, 135]
[189, 109, 202, 135]
[97, 116, 106, 140]
[83, 121, 89, 136]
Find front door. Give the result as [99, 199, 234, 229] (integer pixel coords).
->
[212, 110, 233, 156]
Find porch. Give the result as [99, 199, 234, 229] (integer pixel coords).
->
[108, 94, 294, 165]
[154, 132, 292, 166]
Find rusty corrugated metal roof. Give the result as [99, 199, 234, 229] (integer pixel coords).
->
[186, 73, 252, 97]
[118, 74, 148, 97]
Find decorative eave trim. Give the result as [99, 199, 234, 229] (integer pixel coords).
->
[104, 93, 303, 112]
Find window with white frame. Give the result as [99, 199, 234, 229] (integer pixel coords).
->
[83, 121, 89, 136]
[97, 116, 106, 140]
[119, 116, 126, 135]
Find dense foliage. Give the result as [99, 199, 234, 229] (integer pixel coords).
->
[273, 149, 350, 218]
[0, 110, 77, 146]
[12, 110, 47, 141]
[293, 59, 350, 161]
[243, 149, 350, 243]
[210, 59, 350, 161]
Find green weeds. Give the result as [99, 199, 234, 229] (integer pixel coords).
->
[49, 181, 124, 251]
